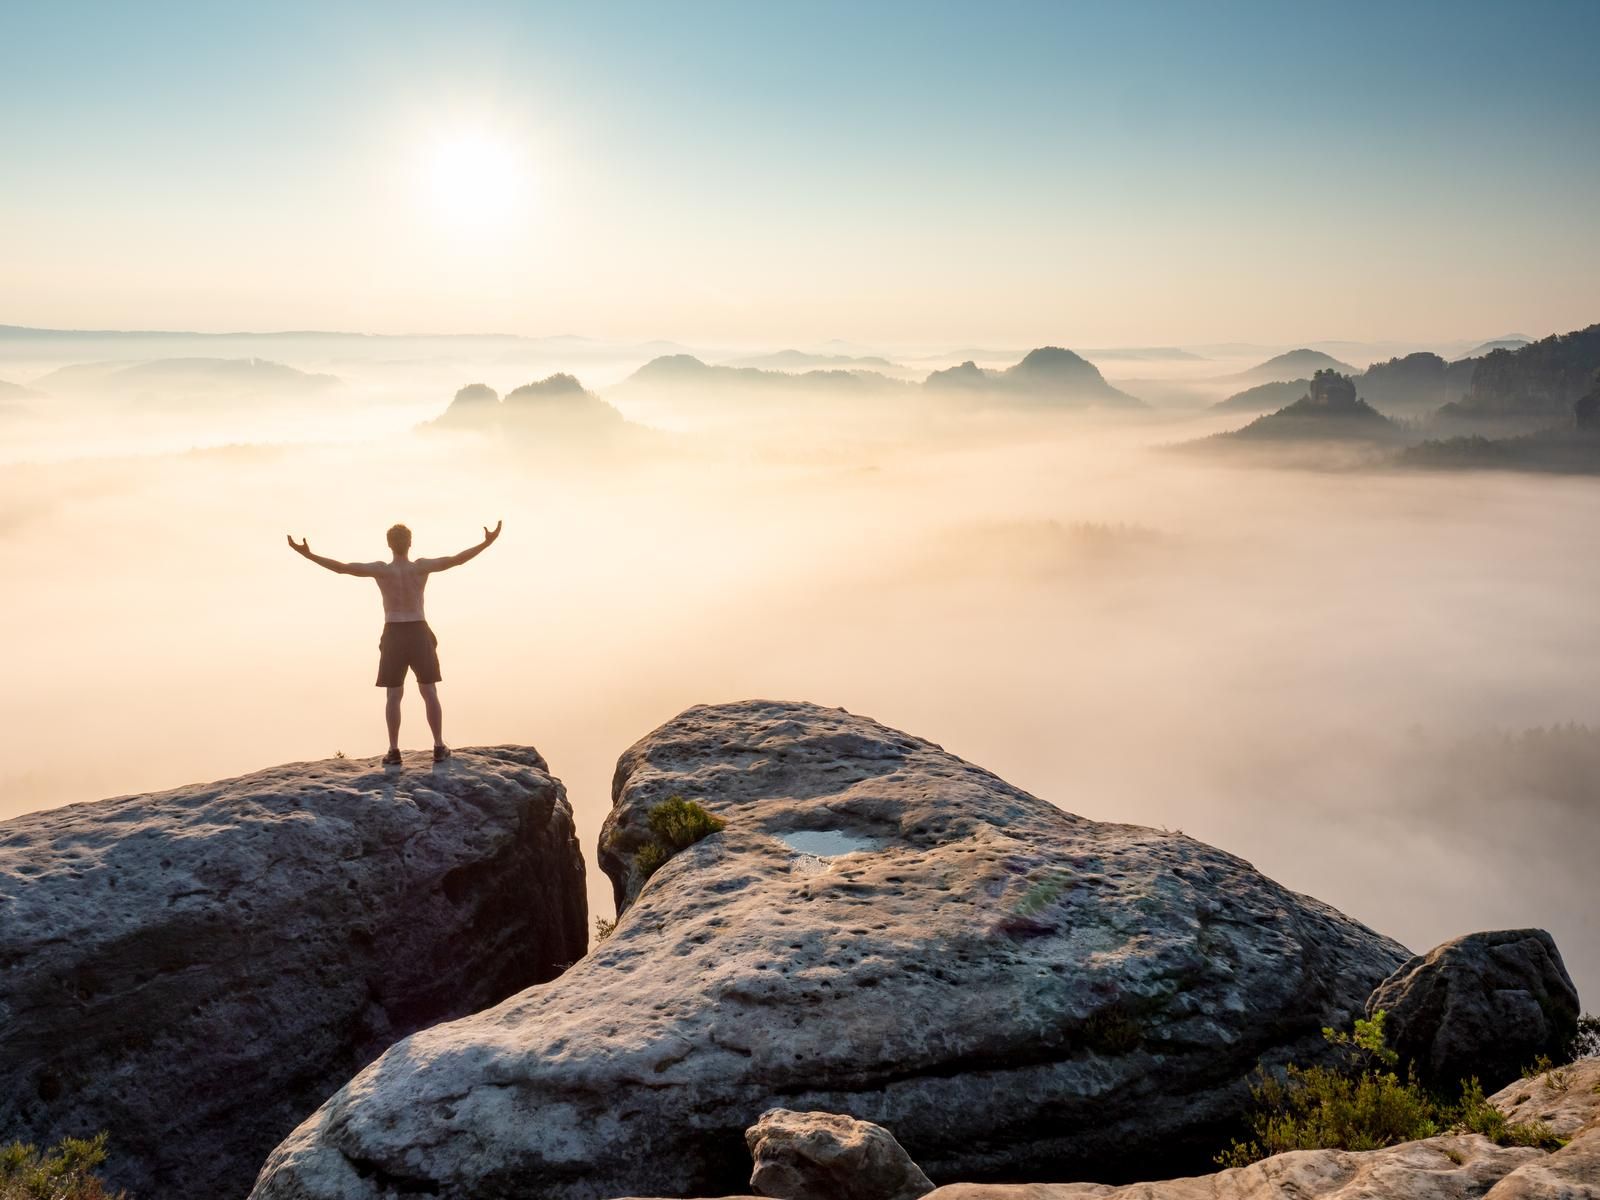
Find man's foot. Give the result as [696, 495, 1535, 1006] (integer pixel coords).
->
[432, 744, 452, 763]
[382, 748, 403, 766]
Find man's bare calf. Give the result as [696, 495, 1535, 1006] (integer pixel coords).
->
[385, 682, 445, 756]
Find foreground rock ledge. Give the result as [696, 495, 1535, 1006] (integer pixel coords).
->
[618, 1060, 1600, 1200]
[253, 701, 1408, 1199]
[905, 1059, 1600, 1199]
[0, 746, 586, 1200]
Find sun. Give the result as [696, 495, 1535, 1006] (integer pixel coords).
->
[420, 128, 528, 235]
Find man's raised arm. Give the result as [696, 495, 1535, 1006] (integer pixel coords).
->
[423, 521, 503, 572]
[286, 536, 379, 577]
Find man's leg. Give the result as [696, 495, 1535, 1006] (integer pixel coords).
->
[419, 681, 444, 749]
[386, 685, 404, 752]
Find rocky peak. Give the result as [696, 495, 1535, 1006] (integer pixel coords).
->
[1305, 368, 1360, 409]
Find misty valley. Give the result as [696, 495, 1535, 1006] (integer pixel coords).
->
[4, 321, 1598, 1018]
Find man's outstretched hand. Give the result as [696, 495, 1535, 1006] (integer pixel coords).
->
[483, 520, 503, 545]
[287, 535, 312, 558]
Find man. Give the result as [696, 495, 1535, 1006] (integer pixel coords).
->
[287, 521, 502, 765]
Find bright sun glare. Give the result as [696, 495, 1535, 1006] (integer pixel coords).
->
[421, 128, 527, 234]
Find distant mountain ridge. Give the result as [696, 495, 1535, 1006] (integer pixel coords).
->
[1350, 352, 1476, 415]
[0, 324, 706, 369]
[919, 347, 1146, 407]
[623, 354, 907, 394]
[31, 356, 341, 398]
[1224, 349, 1358, 386]
[722, 349, 901, 372]
[1401, 366, 1600, 473]
[1438, 324, 1600, 425]
[430, 374, 630, 438]
[1211, 378, 1308, 414]
[1456, 336, 1532, 360]
[616, 345, 1144, 409]
[1206, 370, 1407, 450]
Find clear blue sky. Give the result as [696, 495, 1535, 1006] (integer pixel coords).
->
[2, 0, 1596, 345]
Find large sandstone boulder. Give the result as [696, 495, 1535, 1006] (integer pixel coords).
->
[0, 746, 586, 1200]
[1366, 930, 1581, 1092]
[251, 700, 1408, 1200]
[747, 1108, 934, 1200]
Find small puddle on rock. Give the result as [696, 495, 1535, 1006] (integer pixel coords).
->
[776, 829, 883, 858]
[777, 829, 886, 874]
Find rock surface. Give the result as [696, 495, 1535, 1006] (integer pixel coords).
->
[609, 1062, 1600, 1200]
[912, 1059, 1600, 1198]
[253, 701, 1409, 1199]
[0, 746, 586, 1200]
[1367, 929, 1581, 1092]
[913, 1136, 1543, 1199]
[747, 1108, 934, 1200]
[1483, 1056, 1600, 1198]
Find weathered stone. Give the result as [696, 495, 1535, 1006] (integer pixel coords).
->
[916, 1061, 1600, 1200]
[917, 1135, 1545, 1199]
[619, 1063, 1600, 1200]
[1483, 1135, 1600, 1199]
[1366, 930, 1581, 1092]
[0, 746, 586, 1200]
[1485, 1056, 1600, 1199]
[1492, 1055, 1600, 1140]
[251, 700, 1409, 1200]
[747, 1108, 934, 1200]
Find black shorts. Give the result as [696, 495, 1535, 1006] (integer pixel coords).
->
[376, 621, 441, 687]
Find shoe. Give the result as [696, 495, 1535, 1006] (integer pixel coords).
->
[382, 749, 403, 766]
[432, 745, 452, 763]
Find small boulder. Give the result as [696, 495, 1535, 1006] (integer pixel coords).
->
[1366, 929, 1581, 1092]
[748, 1109, 934, 1200]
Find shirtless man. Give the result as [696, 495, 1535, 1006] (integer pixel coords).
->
[287, 521, 502, 765]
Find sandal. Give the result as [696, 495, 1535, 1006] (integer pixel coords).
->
[382, 749, 403, 766]
[432, 745, 452, 763]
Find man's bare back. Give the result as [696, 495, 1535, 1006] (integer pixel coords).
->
[288, 520, 502, 764]
[368, 558, 432, 623]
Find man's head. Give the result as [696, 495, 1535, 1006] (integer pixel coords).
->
[386, 524, 412, 556]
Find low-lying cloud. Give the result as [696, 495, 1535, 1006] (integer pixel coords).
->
[3, 356, 1597, 1005]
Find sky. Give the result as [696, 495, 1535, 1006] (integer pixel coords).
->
[1, 0, 1597, 346]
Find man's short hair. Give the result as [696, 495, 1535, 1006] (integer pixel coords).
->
[386, 524, 412, 553]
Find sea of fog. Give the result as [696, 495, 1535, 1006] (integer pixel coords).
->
[3, 349, 1598, 1004]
